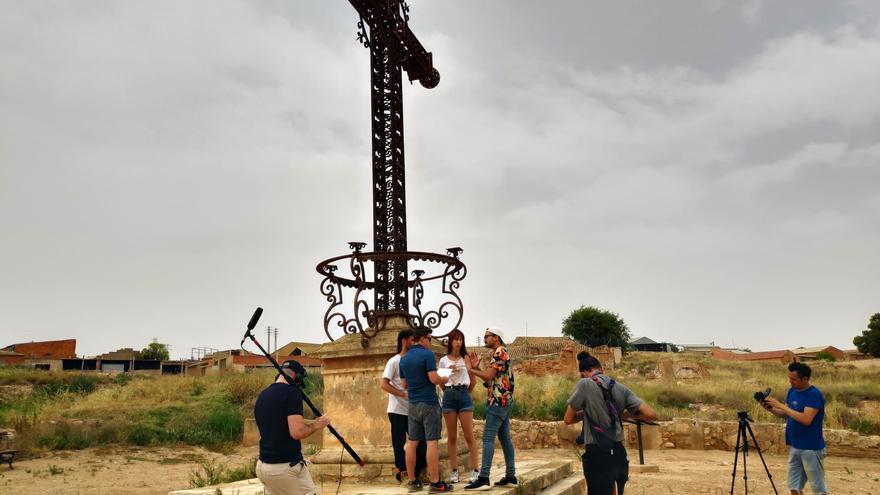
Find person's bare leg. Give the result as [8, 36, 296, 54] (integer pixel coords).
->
[426, 439, 440, 483]
[405, 440, 418, 481]
[459, 410, 479, 471]
[444, 412, 459, 470]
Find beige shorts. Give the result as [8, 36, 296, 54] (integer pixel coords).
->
[256, 460, 317, 495]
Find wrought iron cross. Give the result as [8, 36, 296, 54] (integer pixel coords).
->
[348, 0, 439, 314]
[317, 2, 464, 346]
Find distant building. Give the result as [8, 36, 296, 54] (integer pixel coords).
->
[710, 348, 798, 363]
[678, 342, 721, 355]
[843, 349, 870, 361]
[791, 346, 845, 361]
[630, 337, 675, 352]
[184, 344, 323, 376]
[1, 339, 77, 370]
[0, 350, 24, 367]
[2, 339, 77, 360]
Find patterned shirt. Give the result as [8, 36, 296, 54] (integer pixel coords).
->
[487, 346, 514, 406]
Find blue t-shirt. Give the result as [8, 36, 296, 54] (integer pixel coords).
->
[399, 344, 438, 404]
[785, 385, 825, 450]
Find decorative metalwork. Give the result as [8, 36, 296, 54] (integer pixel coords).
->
[317, 245, 466, 346]
[317, 1, 462, 347]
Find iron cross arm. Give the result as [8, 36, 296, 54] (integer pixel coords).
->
[348, 0, 440, 88]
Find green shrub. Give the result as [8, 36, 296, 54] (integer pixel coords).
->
[188, 459, 227, 488]
[849, 418, 880, 436]
[36, 421, 91, 450]
[68, 375, 99, 395]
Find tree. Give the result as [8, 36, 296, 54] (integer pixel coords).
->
[853, 313, 880, 357]
[561, 306, 631, 349]
[139, 340, 170, 361]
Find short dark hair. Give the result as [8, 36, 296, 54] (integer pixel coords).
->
[396, 329, 414, 353]
[579, 356, 602, 372]
[414, 325, 433, 341]
[576, 351, 590, 361]
[788, 361, 812, 379]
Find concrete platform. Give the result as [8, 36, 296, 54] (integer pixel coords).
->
[169, 449, 586, 495]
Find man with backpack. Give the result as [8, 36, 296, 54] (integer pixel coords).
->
[564, 355, 657, 495]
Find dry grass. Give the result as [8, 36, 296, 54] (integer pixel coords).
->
[473, 352, 880, 433]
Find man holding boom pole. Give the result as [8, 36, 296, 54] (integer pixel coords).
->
[255, 359, 331, 495]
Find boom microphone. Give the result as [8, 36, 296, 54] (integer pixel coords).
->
[247, 307, 263, 330]
[241, 307, 263, 346]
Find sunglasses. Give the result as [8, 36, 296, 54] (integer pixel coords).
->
[483, 334, 496, 339]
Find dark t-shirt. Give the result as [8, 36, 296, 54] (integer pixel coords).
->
[785, 385, 825, 450]
[399, 344, 439, 404]
[254, 382, 304, 464]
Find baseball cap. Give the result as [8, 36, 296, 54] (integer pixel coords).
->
[281, 359, 307, 378]
[485, 327, 505, 344]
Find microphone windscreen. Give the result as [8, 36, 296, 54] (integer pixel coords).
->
[247, 307, 264, 330]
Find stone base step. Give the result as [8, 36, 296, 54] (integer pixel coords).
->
[169, 451, 581, 495]
[539, 473, 586, 495]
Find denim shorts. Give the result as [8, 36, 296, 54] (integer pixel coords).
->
[442, 388, 474, 413]
[408, 402, 443, 441]
[788, 447, 827, 494]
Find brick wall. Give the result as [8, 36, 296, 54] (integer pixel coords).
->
[7, 339, 76, 359]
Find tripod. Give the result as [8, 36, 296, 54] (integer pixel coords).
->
[730, 411, 778, 495]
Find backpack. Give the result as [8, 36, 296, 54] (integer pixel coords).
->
[583, 376, 622, 453]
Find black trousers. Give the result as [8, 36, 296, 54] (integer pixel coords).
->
[582, 442, 628, 495]
[389, 412, 427, 477]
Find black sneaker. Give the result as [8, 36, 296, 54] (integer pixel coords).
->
[494, 476, 518, 487]
[429, 481, 454, 492]
[464, 477, 491, 491]
[408, 479, 423, 492]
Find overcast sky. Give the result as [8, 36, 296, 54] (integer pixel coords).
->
[2, 1, 879, 359]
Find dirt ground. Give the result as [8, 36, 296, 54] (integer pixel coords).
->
[0, 445, 259, 495]
[0, 446, 878, 494]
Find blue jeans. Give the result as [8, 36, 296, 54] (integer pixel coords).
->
[788, 447, 827, 494]
[479, 403, 515, 478]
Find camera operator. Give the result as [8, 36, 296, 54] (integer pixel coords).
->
[761, 362, 827, 495]
[564, 355, 657, 495]
[254, 359, 330, 495]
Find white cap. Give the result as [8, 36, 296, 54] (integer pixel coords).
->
[486, 327, 505, 343]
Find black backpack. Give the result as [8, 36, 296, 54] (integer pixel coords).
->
[583, 376, 622, 453]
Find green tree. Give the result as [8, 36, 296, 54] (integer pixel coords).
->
[561, 306, 631, 348]
[853, 313, 880, 357]
[139, 340, 170, 361]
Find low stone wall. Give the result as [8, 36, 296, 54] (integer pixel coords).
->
[471, 418, 880, 459]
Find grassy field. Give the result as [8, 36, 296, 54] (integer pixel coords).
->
[1, 353, 878, 455]
[0, 367, 322, 454]
[472, 352, 880, 435]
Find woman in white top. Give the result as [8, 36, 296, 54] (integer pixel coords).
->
[438, 329, 479, 484]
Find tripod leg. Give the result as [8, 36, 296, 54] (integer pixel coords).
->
[730, 423, 743, 495]
[741, 425, 749, 495]
[745, 422, 779, 495]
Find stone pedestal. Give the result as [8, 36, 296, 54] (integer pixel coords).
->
[309, 316, 470, 482]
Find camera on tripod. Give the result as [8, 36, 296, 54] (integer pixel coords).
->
[753, 387, 772, 403]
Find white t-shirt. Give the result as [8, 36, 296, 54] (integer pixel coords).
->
[382, 353, 409, 415]
[438, 355, 470, 387]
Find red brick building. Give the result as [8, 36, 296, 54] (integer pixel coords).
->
[0, 350, 25, 367]
[1, 339, 77, 360]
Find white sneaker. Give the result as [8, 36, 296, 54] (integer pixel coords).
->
[468, 470, 479, 484]
[450, 469, 460, 483]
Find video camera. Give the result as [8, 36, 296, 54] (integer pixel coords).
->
[753, 387, 772, 403]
